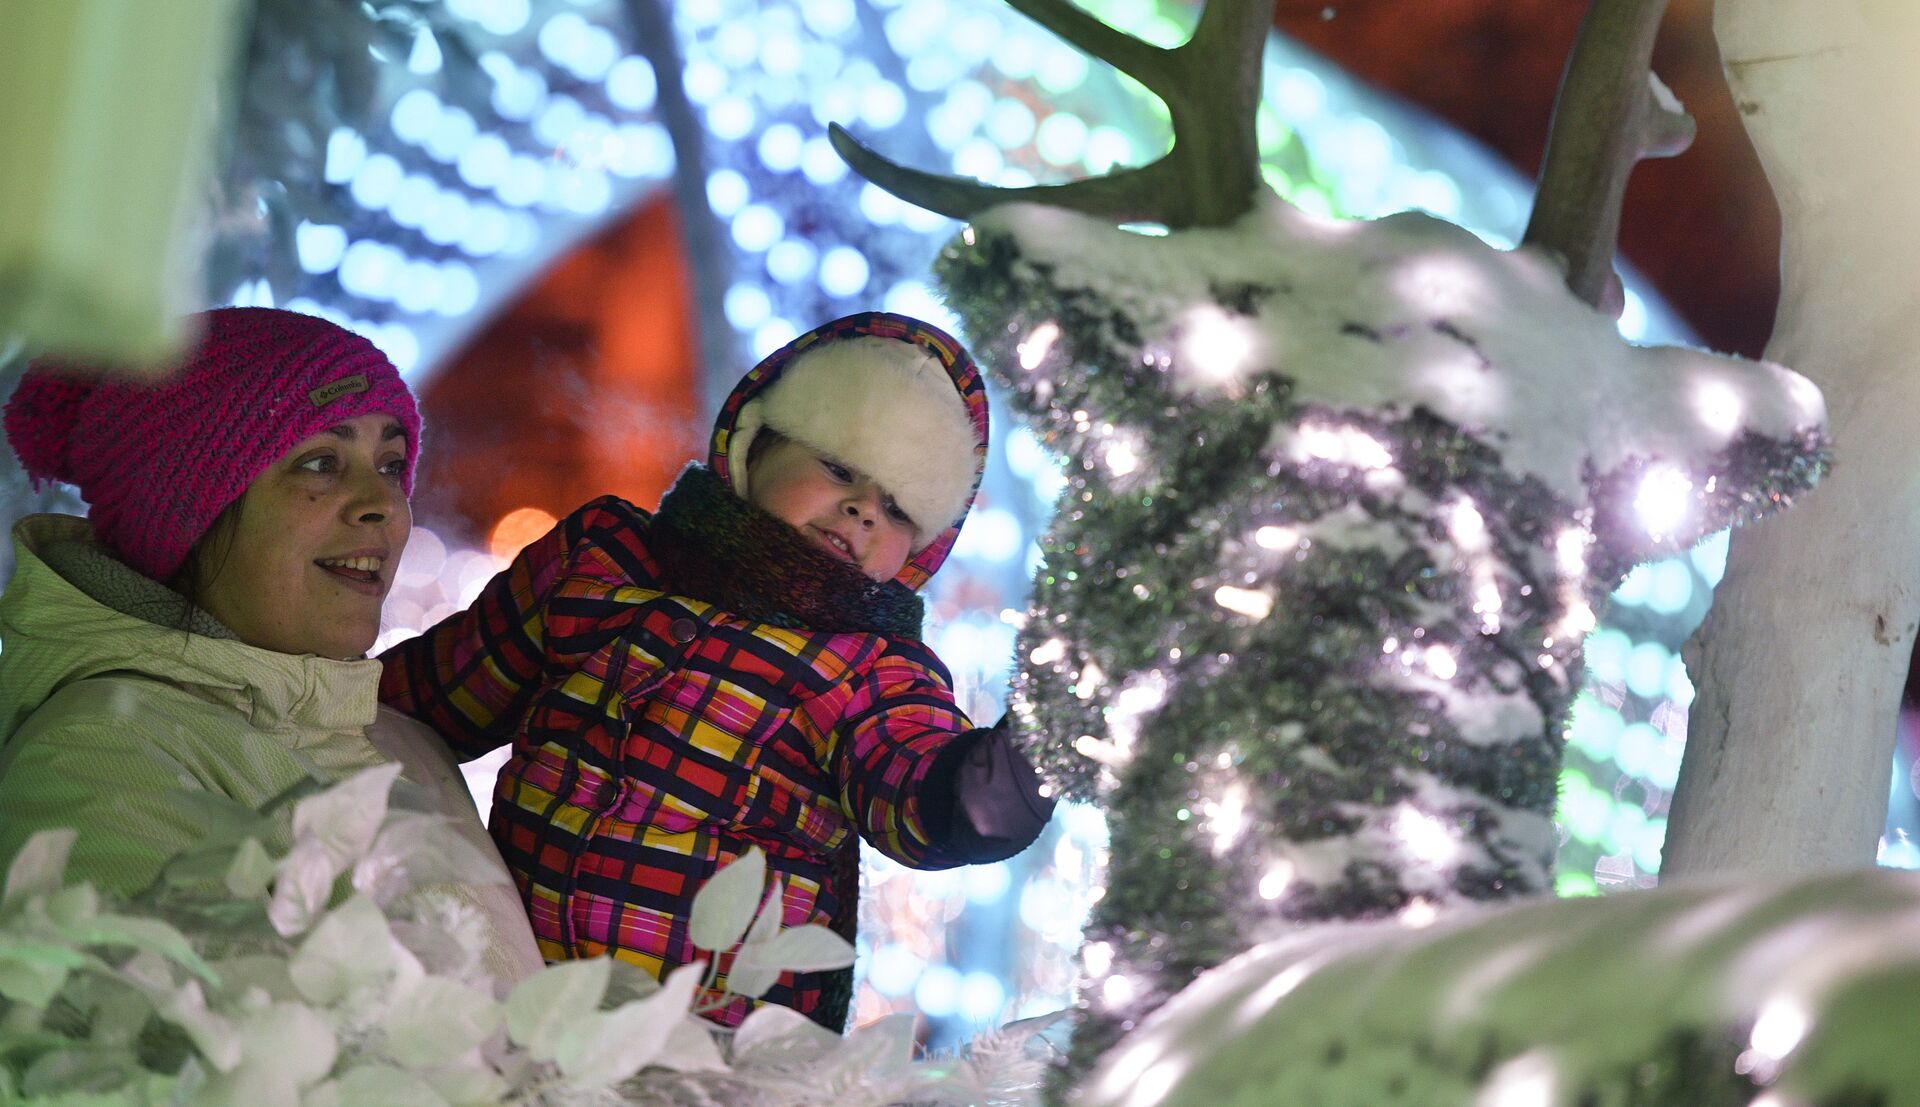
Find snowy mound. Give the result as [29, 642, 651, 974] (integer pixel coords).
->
[1079, 869, 1920, 1107]
[960, 194, 1824, 546]
[933, 189, 1829, 1072]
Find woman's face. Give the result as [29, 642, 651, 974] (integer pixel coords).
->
[191, 414, 411, 660]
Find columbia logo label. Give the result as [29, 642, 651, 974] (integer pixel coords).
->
[308, 374, 370, 408]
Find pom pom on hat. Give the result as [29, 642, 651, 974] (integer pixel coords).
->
[3, 308, 422, 582]
[4, 373, 94, 488]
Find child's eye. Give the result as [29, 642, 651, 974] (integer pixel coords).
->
[884, 498, 913, 526]
[822, 459, 853, 482]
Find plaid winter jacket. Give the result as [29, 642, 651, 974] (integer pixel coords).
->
[380, 314, 1005, 1028]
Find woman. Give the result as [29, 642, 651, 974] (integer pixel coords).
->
[0, 307, 540, 982]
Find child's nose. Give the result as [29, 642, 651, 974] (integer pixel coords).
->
[843, 485, 883, 525]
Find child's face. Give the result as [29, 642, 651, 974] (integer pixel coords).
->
[747, 436, 916, 581]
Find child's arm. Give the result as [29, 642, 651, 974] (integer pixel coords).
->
[836, 641, 1055, 868]
[378, 496, 644, 760]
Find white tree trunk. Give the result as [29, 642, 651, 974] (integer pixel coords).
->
[1666, 0, 1920, 875]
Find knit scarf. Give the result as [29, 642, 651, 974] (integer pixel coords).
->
[648, 464, 924, 641]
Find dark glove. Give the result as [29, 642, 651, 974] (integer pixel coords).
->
[936, 714, 1056, 862]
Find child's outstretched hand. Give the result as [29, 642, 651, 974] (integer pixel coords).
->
[948, 714, 1056, 859]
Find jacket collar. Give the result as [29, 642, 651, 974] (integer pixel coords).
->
[0, 515, 381, 742]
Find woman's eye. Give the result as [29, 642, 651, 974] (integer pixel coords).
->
[379, 457, 408, 479]
[297, 455, 339, 475]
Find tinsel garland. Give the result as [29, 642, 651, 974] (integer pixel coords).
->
[930, 196, 1828, 1079]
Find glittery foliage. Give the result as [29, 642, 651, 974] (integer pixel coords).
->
[930, 196, 1828, 1078]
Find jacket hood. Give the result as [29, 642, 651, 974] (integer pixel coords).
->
[0, 515, 381, 744]
[709, 312, 990, 591]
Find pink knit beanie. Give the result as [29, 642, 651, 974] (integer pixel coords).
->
[4, 307, 422, 583]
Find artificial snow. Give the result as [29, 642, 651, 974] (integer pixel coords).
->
[1078, 868, 1920, 1107]
[981, 194, 1823, 541]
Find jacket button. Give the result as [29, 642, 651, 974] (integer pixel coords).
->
[669, 617, 698, 645]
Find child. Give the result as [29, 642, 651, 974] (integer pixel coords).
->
[380, 312, 1054, 1028]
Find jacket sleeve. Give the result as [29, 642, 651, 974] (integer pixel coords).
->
[378, 497, 641, 761]
[834, 641, 1052, 869]
[0, 706, 225, 898]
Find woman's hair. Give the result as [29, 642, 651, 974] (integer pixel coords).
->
[170, 497, 243, 616]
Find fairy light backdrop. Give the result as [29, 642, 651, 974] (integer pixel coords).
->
[0, 0, 1883, 1049]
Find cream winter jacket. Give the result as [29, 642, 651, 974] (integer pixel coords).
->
[0, 514, 542, 984]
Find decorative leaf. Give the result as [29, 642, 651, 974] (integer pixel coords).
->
[689, 846, 766, 953]
[225, 837, 276, 899]
[307, 1064, 449, 1107]
[2, 828, 76, 910]
[744, 923, 856, 974]
[69, 912, 215, 981]
[289, 762, 403, 868]
[0, 943, 86, 1007]
[553, 961, 704, 1090]
[155, 980, 243, 1072]
[505, 957, 611, 1061]
[288, 895, 421, 1006]
[651, 1015, 728, 1074]
[723, 884, 790, 1000]
[351, 813, 508, 906]
[731, 1002, 842, 1062]
[265, 838, 338, 938]
[382, 976, 501, 1066]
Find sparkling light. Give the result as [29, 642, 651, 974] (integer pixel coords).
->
[1018, 321, 1061, 371]
[1214, 585, 1275, 622]
[1083, 940, 1114, 977]
[1206, 783, 1249, 856]
[1255, 525, 1298, 550]
[1100, 973, 1136, 1008]
[1179, 306, 1256, 386]
[1029, 637, 1067, 666]
[1258, 860, 1296, 900]
[1633, 465, 1694, 539]
[1400, 898, 1440, 928]
[1395, 807, 1459, 865]
[1425, 644, 1458, 681]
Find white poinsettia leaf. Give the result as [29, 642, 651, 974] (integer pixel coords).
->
[308, 1064, 450, 1107]
[289, 762, 404, 868]
[0, 947, 84, 1007]
[553, 961, 704, 1090]
[505, 957, 611, 1061]
[352, 813, 507, 906]
[383, 976, 502, 1067]
[232, 1001, 338, 1091]
[650, 1014, 728, 1074]
[288, 895, 421, 1006]
[730, 1002, 842, 1063]
[266, 838, 338, 938]
[155, 980, 243, 1073]
[2, 828, 76, 910]
[689, 845, 766, 953]
[418, 1053, 511, 1105]
[753, 923, 856, 973]
[835, 1013, 919, 1074]
[224, 837, 276, 900]
[42, 883, 99, 926]
[724, 885, 791, 999]
[69, 913, 215, 981]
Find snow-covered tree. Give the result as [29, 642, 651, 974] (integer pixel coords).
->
[1666, 0, 1920, 877]
[835, 0, 1827, 1079]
